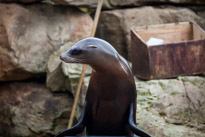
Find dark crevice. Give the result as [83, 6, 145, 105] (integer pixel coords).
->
[0, 73, 46, 84]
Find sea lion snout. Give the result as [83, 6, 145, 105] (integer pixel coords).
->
[60, 48, 87, 64]
[60, 52, 67, 62]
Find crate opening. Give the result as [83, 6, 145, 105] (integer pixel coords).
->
[133, 22, 205, 46]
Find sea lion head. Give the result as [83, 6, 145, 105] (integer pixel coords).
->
[60, 37, 118, 68]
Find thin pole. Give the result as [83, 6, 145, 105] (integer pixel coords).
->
[68, 0, 103, 128]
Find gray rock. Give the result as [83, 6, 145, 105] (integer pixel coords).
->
[46, 42, 91, 109]
[0, 0, 205, 7]
[46, 0, 205, 8]
[46, 42, 73, 92]
[0, 0, 41, 3]
[96, 6, 205, 59]
[0, 3, 93, 81]
[0, 82, 73, 137]
[136, 76, 205, 137]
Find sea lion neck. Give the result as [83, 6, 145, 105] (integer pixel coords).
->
[90, 60, 129, 79]
[89, 53, 131, 79]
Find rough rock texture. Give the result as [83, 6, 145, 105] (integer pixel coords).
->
[0, 3, 93, 81]
[136, 76, 205, 137]
[0, 0, 205, 7]
[96, 6, 205, 59]
[0, 0, 41, 3]
[46, 42, 91, 109]
[0, 82, 73, 137]
[26, 0, 205, 8]
[109, 0, 205, 7]
[46, 42, 91, 92]
[46, 43, 73, 92]
[49, 0, 111, 8]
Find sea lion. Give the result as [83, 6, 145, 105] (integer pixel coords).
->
[56, 37, 151, 137]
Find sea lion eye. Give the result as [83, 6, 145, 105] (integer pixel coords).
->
[70, 48, 82, 55]
[88, 45, 97, 48]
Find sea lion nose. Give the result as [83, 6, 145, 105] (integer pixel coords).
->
[60, 55, 63, 60]
[60, 53, 66, 61]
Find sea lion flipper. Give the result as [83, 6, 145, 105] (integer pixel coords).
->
[55, 100, 87, 137]
[129, 103, 152, 137]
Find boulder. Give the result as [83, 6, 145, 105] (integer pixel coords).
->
[46, 42, 91, 107]
[47, 0, 205, 8]
[96, 6, 205, 59]
[135, 76, 205, 137]
[46, 42, 73, 92]
[109, 0, 205, 7]
[154, 82, 205, 132]
[0, 82, 73, 137]
[0, 3, 93, 81]
[0, 0, 41, 3]
[0, 0, 205, 7]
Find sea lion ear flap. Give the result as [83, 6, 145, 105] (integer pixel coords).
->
[88, 45, 97, 48]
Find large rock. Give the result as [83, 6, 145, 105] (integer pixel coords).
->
[96, 6, 205, 59]
[46, 43, 73, 92]
[0, 3, 93, 81]
[0, 0, 41, 3]
[47, 0, 205, 8]
[0, 0, 205, 7]
[46, 42, 91, 108]
[109, 0, 205, 7]
[0, 82, 73, 137]
[155, 82, 205, 129]
[135, 76, 205, 137]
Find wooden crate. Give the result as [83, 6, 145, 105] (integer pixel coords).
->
[131, 22, 205, 80]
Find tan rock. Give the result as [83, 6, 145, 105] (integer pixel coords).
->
[48, 0, 205, 8]
[46, 42, 73, 92]
[0, 82, 73, 137]
[136, 76, 205, 137]
[96, 6, 205, 59]
[46, 42, 91, 109]
[154, 81, 205, 130]
[0, 0, 41, 3]
[0, 3, 93, 81]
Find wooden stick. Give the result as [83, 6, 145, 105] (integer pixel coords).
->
[68, 0, 104, 128]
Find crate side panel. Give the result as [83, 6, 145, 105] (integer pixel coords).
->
[136, 22, 192, 44]
[131, 30, 151, 79]
[193, 23, 205, 40]
[149, 40, 205, 79]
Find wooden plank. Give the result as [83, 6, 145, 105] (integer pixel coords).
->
[149, 40, 205, 79]
[131, 28, 151, 79]
[133, 22, 192, 44]
[193, 22, 205, 40]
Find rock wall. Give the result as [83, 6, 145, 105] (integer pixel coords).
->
[136, 76, 205, 137]
[0, 82, 73, 137]
[96, 6, 205, 59]
[0, 2, 93, 137]
[0, 3, 93, 81]
[0, 0, 205, 137]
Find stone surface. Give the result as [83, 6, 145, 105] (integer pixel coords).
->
[0, 0, 41, 3]
[136, 76, 205, 137]
[49, 0, 111, 8]
[109, 0, 205, 7]
[0, 82, 73, 137]
[46, 42, 73, 92]
[0, 3, 93, 81]
[47, 0, 205, 8]
[46, 42, 92, 93]
[0, 0, 205, 7]
[96, 6, 205, 59]
[46, 42, 91, 109]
